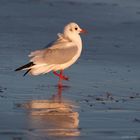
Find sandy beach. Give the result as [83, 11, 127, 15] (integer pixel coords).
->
[0, 0, 140, 139]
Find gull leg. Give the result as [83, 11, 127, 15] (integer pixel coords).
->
[53, 70, 69, 87]
[53, 71, 69, 81]
[58, 70, 63, 87]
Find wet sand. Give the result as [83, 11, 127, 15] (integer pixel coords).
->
[0, 0, 140, 139]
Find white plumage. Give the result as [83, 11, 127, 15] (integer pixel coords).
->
[15, 22, 84, 77]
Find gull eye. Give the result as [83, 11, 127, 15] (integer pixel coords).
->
[75, 27, 78, 30]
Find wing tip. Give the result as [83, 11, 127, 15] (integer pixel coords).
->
[23, 69, 31, 76]
[15, 67, 21, 71]
[15, 62, 34, 72]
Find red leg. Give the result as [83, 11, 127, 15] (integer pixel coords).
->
[53, 70, 69, 87]
[58, 70, 63, 87]
[53, 71, 69, 80]
[53, 71, 60, 77]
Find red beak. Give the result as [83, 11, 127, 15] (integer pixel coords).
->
[80, 29, 87, 34]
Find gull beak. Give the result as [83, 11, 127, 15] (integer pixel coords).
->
[80, 29, 87, 34]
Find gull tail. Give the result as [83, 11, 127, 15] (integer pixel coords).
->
[29, 65, 54, 76]
[23, 69, 31, 76]
[15, 62, 34, 71]
[15, 62, 35, 76]
[15, 62, 54, 76]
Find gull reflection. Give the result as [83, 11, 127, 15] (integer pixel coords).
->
[23, 86, 80, 137]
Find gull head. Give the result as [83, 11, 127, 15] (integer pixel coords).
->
[63, 22, 86, 41]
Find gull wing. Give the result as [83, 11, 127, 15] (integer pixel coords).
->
[29, 42, 78, 65]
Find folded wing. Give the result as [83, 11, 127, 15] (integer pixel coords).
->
[29, 44, 78, 65]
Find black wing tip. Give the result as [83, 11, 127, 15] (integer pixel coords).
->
[15, 62, 34, 72]
[23, 69, 31, 77]
[15, 68, 21, 71]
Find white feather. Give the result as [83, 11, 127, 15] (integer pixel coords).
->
[30, 65, 54, 75]
[21, 22, 83, 75]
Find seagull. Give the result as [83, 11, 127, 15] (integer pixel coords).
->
[15, 22, 86, 87]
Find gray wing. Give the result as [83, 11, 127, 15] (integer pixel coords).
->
[30, 45, 78, 65]
[44, 46, 78, 64]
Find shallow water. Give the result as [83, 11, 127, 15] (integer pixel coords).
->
[0, 0, 140, 139]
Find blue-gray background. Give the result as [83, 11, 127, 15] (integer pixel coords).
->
[0, 0, 140, 140]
